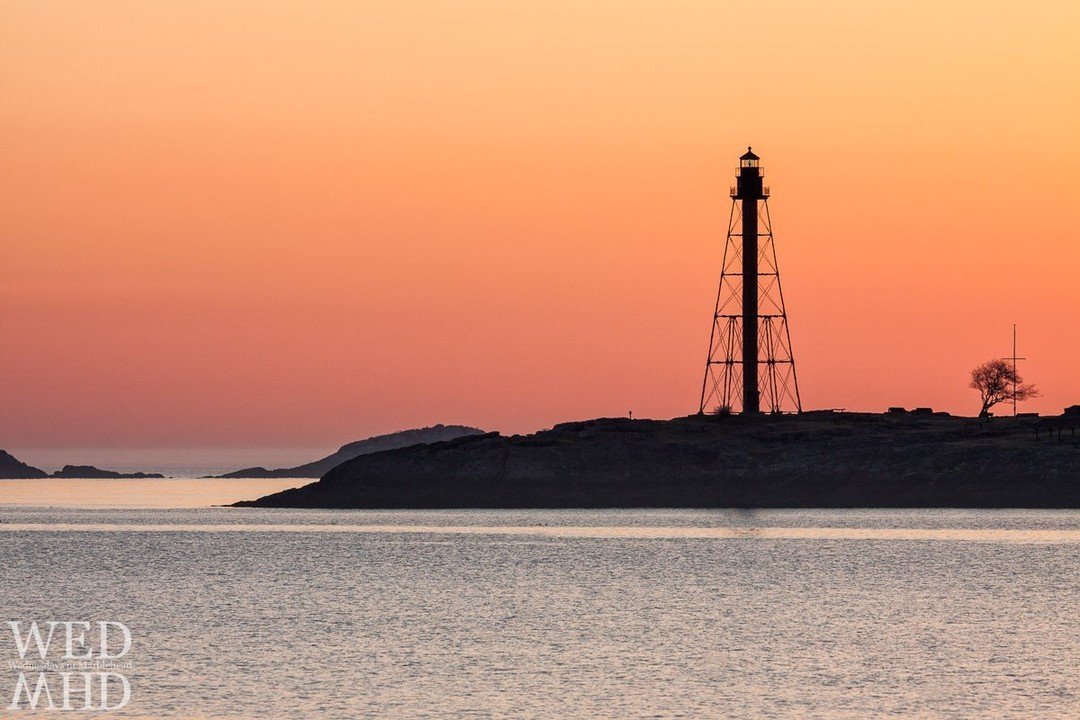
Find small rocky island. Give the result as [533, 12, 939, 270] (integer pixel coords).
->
[51, 465, 165, 479]
[236, 411, 1080, 509]
[0, 451, 164, 479]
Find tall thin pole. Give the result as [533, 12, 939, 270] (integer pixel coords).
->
[1001, 323, 1026, 417]
[1012, 324, 1017, 417]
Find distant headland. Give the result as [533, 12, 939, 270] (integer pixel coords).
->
[212, 425, 485, 478]
[0, 450, 49, 479]
[0, 425, 484, 480]
[236, 411, 1080, 509]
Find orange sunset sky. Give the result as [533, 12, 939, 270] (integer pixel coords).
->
[2, 1, 1079, 451]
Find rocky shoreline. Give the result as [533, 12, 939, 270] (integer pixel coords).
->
[235, 411, 1080, 509]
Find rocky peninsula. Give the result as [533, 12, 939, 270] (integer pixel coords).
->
[236, 411, 1080, 509]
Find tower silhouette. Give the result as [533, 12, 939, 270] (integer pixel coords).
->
[698, 147, 801, 415]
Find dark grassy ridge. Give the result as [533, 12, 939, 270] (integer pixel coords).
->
[235, 412, 1080, 509]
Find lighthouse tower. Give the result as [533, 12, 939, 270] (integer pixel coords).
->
[698, 148, 801, 415]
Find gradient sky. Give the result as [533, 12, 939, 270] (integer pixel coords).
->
[3, 1, 1079, 450]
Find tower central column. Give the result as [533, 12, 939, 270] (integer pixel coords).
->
[737, 148, 762, 414]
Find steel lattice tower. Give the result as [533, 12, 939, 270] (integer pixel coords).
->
[699, 147, 802, 415]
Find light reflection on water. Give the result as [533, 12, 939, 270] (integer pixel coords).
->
[0, 506, 1077, 719]
[0, 477, 307, 508]
[1, 522, 1078, 544]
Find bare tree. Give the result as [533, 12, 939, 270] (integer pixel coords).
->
[970, 358, 1039, 417]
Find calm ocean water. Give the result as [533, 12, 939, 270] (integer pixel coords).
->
[0, 486, 1077, 718]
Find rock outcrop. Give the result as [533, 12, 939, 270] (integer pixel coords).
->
[216, 424, 485, 478]
[236, 412, 1080, 509]
[0, 450, 48, 479]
